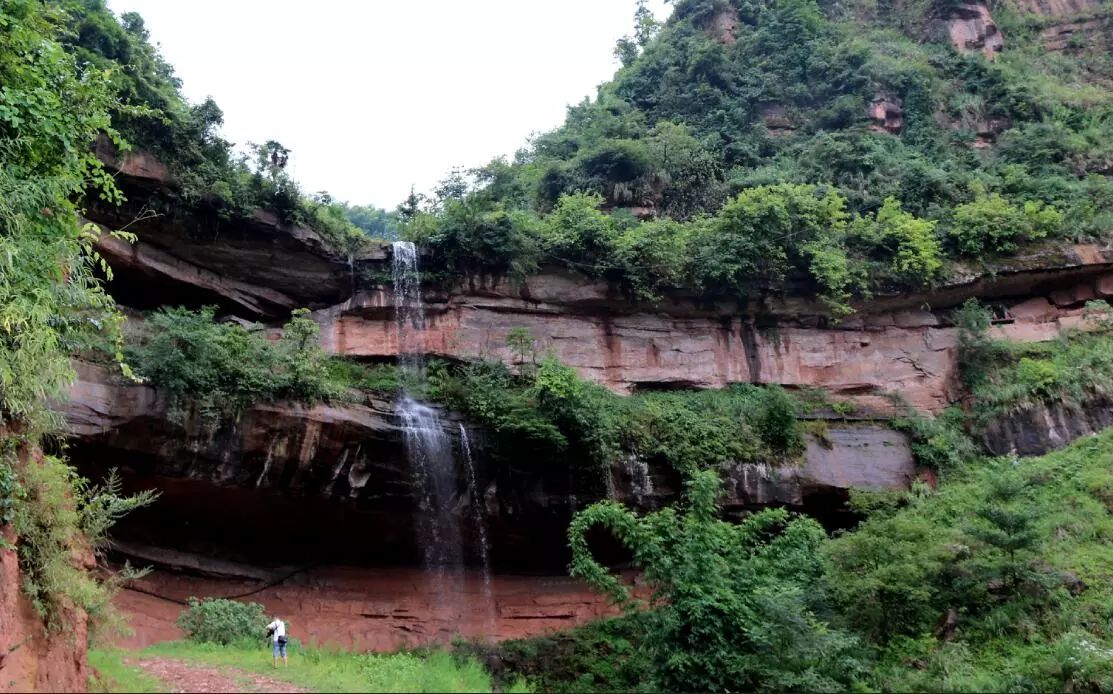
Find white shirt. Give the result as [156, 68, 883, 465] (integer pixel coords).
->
[267, 619, 286, 643]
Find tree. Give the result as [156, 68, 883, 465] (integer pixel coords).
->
[849, 197, 942, 285]
[957, 469, 1047, 604]
[614, 0, 660, 66]
[689, 184, 863, 313]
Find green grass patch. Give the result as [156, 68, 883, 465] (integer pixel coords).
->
[140, 640, 511, 693]
[88, 649, 164, 693]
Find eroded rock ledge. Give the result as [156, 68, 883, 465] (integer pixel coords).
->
[84, 166, 1113, 415]
[62, 362, 915, 570]
[314, 256, 1113, 414]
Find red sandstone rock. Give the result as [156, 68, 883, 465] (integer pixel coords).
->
[112, 565, 627, 652]
[945, 2, 1004, 58]
[1, 450, 90, 693]
[1009, 297, 1056, 322]
[1050, 282, 1096, 306]
[869, 96, 903, 134]
[312, 275, 1097, 414]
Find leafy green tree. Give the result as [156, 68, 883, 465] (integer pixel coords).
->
[405, 195, 541, 279]
[850, 197, 942, 284]
[340, 203, 400, 240]
[0, 0, 131, 428]
[541, 193, 621, 273]
[949, 193, 1062, 256]
[957, 470, 1048, 605]
[129, 306, 341, 421]
[826, 504, 959, 641]
[570, 470, 862, 692]
[690, 184, 863, 311]
[178, 598, 267, 645]
[612, 217, 690, 300]
[614, 0, 661, 67]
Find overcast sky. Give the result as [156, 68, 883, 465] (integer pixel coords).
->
[105, 1, 670, 209]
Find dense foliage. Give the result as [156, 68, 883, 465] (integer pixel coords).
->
[0, 0, 153, 636]
[400, 0, 1113, 312]
[177, 597, 267, 646]
[126, 306, 398, 420]
[9, 455, 155, 631]
[568, 470, 861, 691]
[955, 299, 1113, 432]
[492, 424, 1113, 691]
[427, 349, 804, 480]
[827, 430, 1113, 690]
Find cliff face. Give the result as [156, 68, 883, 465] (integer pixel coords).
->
[63, 362, 916, 568]
[313, 252, 1113, 414]
[1, 539, 89, 693]
[91, 169, 1113, 415]
[50, 163, 1113, 652]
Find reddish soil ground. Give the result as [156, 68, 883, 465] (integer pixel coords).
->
[135, 657, 304, 693]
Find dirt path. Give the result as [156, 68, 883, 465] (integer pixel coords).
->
[135, 656, 308, 693]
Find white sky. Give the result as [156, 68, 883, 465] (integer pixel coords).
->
[105, 0, 669, 209]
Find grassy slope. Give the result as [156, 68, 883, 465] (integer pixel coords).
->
[856, 427, 1113, 690]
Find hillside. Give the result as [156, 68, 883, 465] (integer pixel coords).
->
[408, 0, 1113, 312]
[3, 0, 1113, 691]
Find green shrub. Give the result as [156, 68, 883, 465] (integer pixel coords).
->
[893, 407, 978, 471]
[428, 356, 806, 481]
[948, 193, 1062, 256]
[829, 429, 1113, 689]
[570, 470, 863, 692]
[956, 303, 1113, 427]
[849, 197, 943, 284]
[471, 615, 652, 693]
[128, 307, 395, 420]
[177, 597, 267, 645]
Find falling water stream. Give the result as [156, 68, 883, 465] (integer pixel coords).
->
[391, 241, 494, 628]
[460, 422, 496, 600]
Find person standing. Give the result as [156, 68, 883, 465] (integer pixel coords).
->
[266, 617, 288, 669]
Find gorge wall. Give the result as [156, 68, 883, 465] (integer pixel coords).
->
[56, 167, 1113, 652]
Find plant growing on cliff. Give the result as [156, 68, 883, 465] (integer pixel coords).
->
[10, 451, 155, 631]
[568, 470, 862, 692]
[0, 0, 156, 640]
[826, 430, 1113, 691]
[129, 306, 365, 421]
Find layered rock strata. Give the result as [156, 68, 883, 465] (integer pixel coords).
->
[63, 362, 916, 570]
[313, 254, 1113, 414]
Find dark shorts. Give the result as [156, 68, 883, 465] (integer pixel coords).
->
[273, 639, 287, 657]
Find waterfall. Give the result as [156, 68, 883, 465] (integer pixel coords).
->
[398, 396, 464, 575]
[460, 422, 496, 600]
[391, 241, 494, 630]
[391, 241, 426, 376]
